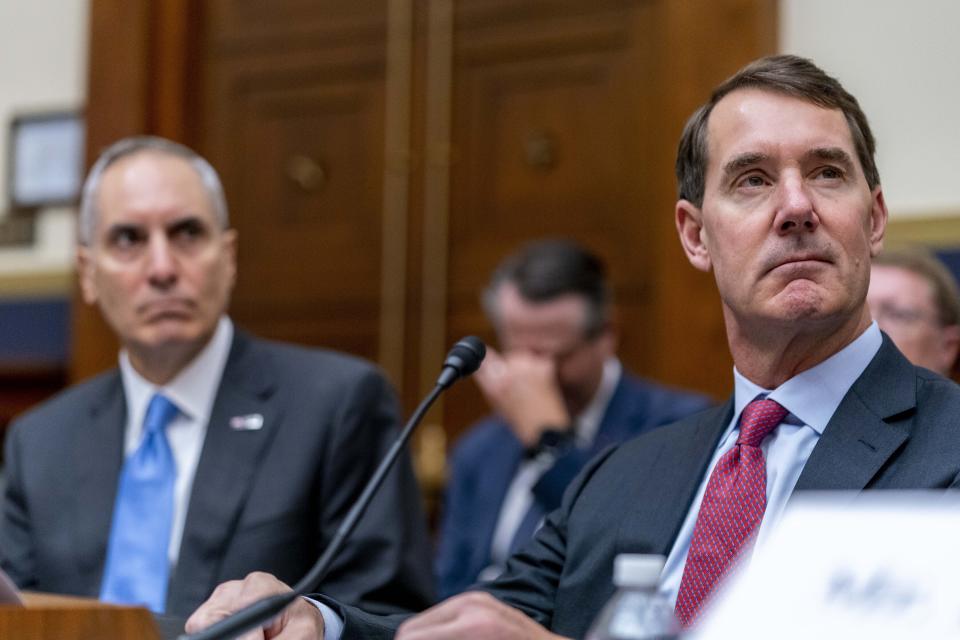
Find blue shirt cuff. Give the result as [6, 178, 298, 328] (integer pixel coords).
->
[304, 596, 344, 640]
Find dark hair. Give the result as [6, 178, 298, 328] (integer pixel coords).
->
[79, 135, 229, 245]
[873, 249, 960, 327]
[676, 54, 880, 207]
[482, 239, 611, 337]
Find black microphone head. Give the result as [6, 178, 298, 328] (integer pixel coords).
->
[437, 336, 486, 388]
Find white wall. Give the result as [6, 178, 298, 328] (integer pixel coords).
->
[0, 0, 87, 279]
[780, 0, 960, 218]
[0, 1, 957, 282]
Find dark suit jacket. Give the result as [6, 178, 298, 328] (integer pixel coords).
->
[436, 373, 711, 597]
[0, 332, 434, 617]
[332, 337, 960, 639]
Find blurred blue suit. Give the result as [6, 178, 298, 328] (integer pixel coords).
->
[436, 372, 711, 597]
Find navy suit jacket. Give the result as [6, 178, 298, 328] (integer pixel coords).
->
[0, 332, 434, 617]
[331, 336, 960, 639]
[435, 372, 712, 597]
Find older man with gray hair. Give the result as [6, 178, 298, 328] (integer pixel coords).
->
[0, 136, 434, 618]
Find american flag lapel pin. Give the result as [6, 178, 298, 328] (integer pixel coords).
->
[230, 413, 264, 431]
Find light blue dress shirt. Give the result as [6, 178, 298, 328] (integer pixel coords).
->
[658, 322, 883, 604]
[318, 323, 883, 639]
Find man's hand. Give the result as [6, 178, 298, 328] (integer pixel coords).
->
[396, 591, 570, 640]
[185, 572, 324, 640]
[473, 347, 570, 448]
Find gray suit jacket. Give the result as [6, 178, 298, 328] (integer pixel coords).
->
[329, 336, 960, 639]
[0, 332, 434, 617]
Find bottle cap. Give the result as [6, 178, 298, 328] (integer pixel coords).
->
[613, 554, 666, 587]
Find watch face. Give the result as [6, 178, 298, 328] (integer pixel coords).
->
[9, 111, 84, 209]
[538, 428, 573, 451]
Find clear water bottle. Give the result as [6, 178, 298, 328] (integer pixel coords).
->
[585, 554, 680, 640]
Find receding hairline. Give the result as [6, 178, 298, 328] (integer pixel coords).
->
[94, 150, 219, 224]
[99, 147, 209, 191]
[79, 136, 230, 246]
[704, 88, 867, 191]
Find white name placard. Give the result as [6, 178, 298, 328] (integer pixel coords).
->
[694, 491, 960, 639]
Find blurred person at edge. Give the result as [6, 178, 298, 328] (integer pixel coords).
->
[868, 248, 960, 376]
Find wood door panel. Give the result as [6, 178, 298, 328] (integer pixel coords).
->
[207, 0, 387, 45]
[197, 4, 388, 359]
[231, 89, 385, 289]
[441, 0, 660, 440]
[447, 1, 657, 295]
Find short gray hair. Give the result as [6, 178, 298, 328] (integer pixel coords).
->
[482, 239, 611, 338]
[78, 135, 229, 245]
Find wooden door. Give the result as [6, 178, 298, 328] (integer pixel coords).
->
[79, 0, 777, 486]
[432, 0, 675, 441]
[197, 0, 393, 362]
[422, 0, 777, 443]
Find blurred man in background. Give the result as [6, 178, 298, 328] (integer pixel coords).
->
[868, 249, 960, 376]
[436, 239, 711, 596]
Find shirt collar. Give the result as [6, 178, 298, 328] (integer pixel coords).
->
[574, 357, 622, 446]
[732, 322, 882, 434]
[119, 316, 235, 426]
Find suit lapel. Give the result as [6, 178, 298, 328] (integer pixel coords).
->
[473, 429, 524, 572]
[794, 337, 914, 492]
[617, 399, 734, 556]
[591, 376, 643, 453]
[166, 333, 282, 610]
[70, 374, 126, 592]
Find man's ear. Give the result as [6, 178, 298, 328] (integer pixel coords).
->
[222, 228, 239, 289]
[868, 186, 888, 258]
[76, 246, 98, 305]
[676, 199, 711, 272]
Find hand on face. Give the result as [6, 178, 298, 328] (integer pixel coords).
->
[396, 591, 570, 640]
[185, 572, 323, 640]
[473, 346, 571, 448]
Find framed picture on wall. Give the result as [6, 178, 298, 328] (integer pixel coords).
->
[8, 110, 84, 210]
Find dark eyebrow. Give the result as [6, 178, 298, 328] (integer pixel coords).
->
[805, 147, 855, 171]
[105, 222, 145, 236]
[166, 215, 211, 232]
[721, 152, 769, 183]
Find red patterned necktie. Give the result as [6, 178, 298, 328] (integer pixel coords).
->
[674, 397, 788, 628]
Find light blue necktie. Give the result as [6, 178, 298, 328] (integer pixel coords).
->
[100, 393, 179, 613]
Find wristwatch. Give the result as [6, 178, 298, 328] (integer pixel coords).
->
[528, 426, 574, 458]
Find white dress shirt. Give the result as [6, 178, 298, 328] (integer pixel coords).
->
[658, 322, 883, 603]
[485, 357, 623, 573]
[118, 316, 234, 565]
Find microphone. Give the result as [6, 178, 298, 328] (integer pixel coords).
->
[180, 337, 486, 640]
[436, 335, 486, 389]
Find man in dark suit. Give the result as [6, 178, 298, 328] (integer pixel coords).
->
[0, 136, 434, 618]
[436, 239, 710, 597]
[186, 55, 960, 640]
